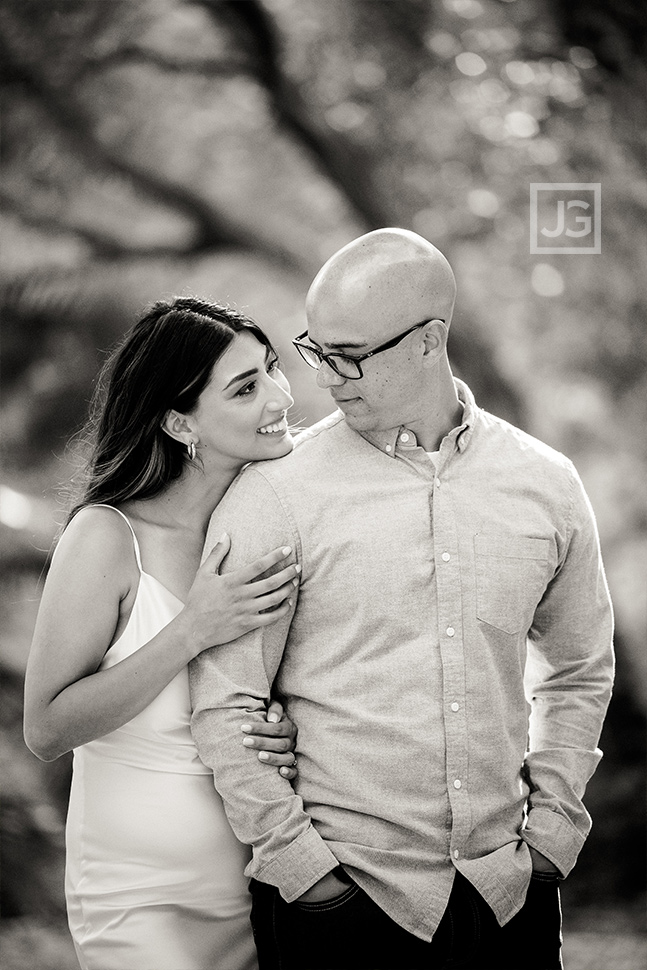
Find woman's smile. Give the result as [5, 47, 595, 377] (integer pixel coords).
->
[257, 416, 289, 435]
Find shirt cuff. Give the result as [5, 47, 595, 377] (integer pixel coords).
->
[521, 806, 585, 877]
[252, 823, 340, 902]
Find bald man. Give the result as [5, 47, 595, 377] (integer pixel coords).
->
[190, 229, 614, 970]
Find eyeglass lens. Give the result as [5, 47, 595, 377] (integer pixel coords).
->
[296, 345, 361, 379]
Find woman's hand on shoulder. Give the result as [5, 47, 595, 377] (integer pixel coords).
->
[182, 534, 301, 657]
[240, 698, 298, 780]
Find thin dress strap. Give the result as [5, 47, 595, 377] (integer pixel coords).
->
[89, 504, 143, 573]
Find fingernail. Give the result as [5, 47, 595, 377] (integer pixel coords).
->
[288, 599, 293, 607]
[267, 712, 280, 723]
[294, 564, 302, 574]
[243, 738, 254, 747]
[219, 532, 228, 544]
[292, 579, 299, 587]
[241, 724, 252, 733]
[258, 752, 270, 761]
[282, 546, 291, 556]
[280, 767, 290, 776]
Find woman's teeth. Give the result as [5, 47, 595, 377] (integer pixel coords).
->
[258, 421, 283, 434]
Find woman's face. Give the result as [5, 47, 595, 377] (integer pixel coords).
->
[190, 331, 294, 470]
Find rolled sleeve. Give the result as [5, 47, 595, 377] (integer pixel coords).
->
[522, 805, 586, 878]
[256, 825, 341, 902]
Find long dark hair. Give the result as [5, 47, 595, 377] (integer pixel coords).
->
[67, 297, 275, 521]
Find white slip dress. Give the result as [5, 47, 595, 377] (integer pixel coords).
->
[65, 505, 257, 970]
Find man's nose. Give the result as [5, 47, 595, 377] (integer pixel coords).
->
[316, 360, 346, 389]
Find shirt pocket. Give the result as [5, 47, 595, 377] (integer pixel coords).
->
[474, 535, 551, 635]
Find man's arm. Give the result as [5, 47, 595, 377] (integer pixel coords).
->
[189, 466, 338, 901]
[522, 462, 615, 877]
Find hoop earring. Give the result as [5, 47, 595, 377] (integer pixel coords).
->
[187, 440, 197, 461]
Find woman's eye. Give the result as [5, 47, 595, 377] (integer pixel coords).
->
[267, 357, 280, 373]
[236, 381, 257, 397]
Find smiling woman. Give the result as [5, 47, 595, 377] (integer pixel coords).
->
[186, 328, 294, 473]
[67, 298, 293, 515]
[23, 297, 301, 970]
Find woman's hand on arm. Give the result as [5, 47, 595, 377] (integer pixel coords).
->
[182, 534, 300, 656]
[241, 698, 298, 780]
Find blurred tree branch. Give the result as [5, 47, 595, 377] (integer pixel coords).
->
[0, 3, 298, 267]
[549, 0, 647, 76]
[196, 0, 402, 228]
[546, 0, 647, 164]
[77, 46, 253, 79]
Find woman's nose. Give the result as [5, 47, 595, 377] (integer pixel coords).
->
[266, 380, 294, 412]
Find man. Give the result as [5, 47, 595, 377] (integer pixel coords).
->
[190, 228, 614, 970]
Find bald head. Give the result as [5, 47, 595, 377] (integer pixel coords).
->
[306, 229, 456, 342]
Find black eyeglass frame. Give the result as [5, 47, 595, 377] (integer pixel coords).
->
[292, 318, 444, 380]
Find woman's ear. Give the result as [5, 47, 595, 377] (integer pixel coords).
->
[161, 409, 194, 445]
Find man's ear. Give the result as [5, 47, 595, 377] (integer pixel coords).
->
[161, 409, 194, 444]
[421, 319, 448, 362]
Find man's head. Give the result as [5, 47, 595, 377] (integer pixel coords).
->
[303, 228, 457, 436]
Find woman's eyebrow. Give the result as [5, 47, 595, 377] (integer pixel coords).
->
[222, 367, 259, 390]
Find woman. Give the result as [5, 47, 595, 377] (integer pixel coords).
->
[23, 297, 302, 970]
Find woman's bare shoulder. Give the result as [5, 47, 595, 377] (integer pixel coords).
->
[52, 505, 137, 583]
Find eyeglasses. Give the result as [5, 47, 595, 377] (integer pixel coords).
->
[292, 319, 442, 380]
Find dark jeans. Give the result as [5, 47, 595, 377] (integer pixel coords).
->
[250, 869, 563, 970]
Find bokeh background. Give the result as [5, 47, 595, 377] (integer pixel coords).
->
[1, 1, 645, 968]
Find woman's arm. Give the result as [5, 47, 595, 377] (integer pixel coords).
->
[24, 508, 299, 761]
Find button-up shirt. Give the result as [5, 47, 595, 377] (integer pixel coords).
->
[190, 379, 614, 942]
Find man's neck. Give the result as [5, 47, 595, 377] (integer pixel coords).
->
[407, 404, 463, 452]
[406, 374, 463, 452]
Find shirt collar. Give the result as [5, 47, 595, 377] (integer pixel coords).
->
[359, 377, 477, 458]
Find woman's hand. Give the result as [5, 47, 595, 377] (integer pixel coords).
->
[183, 534, 300, 657]
[241, 699, 298, 780]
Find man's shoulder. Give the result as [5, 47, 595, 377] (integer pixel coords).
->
[238, 411, 346, 486]
[293, 410, 347, 449]
[259, 411, 345, 469]
[477, 408, 574, 474]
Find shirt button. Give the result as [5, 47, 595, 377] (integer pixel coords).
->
[441, 552, 450, 562]
[453, 849, 460, 859]
[446, 626, 455, 637]
[451, 702, 460, 712]
[453, 779, 462, 789]
[385, 444, 392, 453]
[400, 432, 410, 442]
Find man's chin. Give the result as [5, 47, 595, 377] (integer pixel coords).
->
[338, 409, 375, 432]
